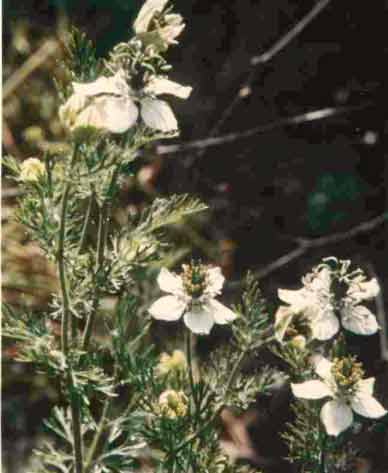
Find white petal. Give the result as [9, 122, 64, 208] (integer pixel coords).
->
[277, 288, 308, 310]
[133, 0, 168, 34]
[75, 97, 138, 133]
[75, 101, 107, 130]
[73, 71, 127, 97]
[348, 278, 380, 302]
[320, 400, 353, 437]
[144, 77, 192, 99]
[274, 306, 294, 342]
[141, 98, 178, 132]
[183, 306, 214, 335]
[351, 392, 387, 419]
[207, 299, 237, 325]
[206, 267, 225, 296]
[159, 14, 185, 44]
[341, 304, 379, 336]
[157, 268, 183, 295]
[313, 356, 334, 382]
[311, 309, 340, 341]
[291, 380, 332, 400]
[149, 295, 185, 321]
[98, 96, 138, 133]
[356, 377, 375, 396]
[311, 267, 331, 292]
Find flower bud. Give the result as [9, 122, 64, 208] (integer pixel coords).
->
[158, 389, 187, 418]
[156, 349, 187, 376]
[20, 158, 46, 182]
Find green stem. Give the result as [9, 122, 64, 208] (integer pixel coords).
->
[185, 330, 198, 413]
[79, 191, 94, 253]
[84, 397, 111, 472]
[82, 166, 120, 350]
[81, 206, 105, 350]
[172, 348, 248, 457]
[57, 145, 84, 473]
[59, 148, 78, 354]
[170, 335, 274, 460]
[320, 433, 327, 473]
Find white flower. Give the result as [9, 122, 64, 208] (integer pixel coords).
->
[291, 356, 387, 437]
[278, 265, 380, 341]
[133, 0, 169, 34]
[59, 69, 191, 134]
[133, 0, 185, 48]
[20, 158, 46, 182]
[149, 264, 237, 335]
[341, 276, 380, 335]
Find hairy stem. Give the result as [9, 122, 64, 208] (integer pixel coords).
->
[82, 166, 120, 350]
[58, 145, 84, 473]
[79, 191, 94, 253]
[185, 330, 198, 413]
[172, 347, 248, 457]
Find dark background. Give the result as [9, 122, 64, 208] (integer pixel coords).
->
[2, 1, 388, 471]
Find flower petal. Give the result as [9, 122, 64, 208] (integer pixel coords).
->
[141, 98, 178, 132]
[206, 267, 225, 296]
[320, 400, 353, 437]
[341, 304, 379, 336]
[291, 380, 332, 400]
[133, 0, 169, 34]
[356, 377, 375, 396]
[157, 268, 183, 295]
[274, 306, 294, 342]
[311, 308, 340, 341]
[149, 295, 185, 321]
[311, 266, 331, 292]
[348, 278, 380, 301]
[159, 15, 185, 44]
[277, 288, 308, 310]
[183, 307, 214, 335]
[207, 299, 237, 325]
[73, 70, 129, 97]
[351, 392, 387, 419]
[144, 77, 192, 99]
[75, 96, 138, 133]
[313, 356, 334, 382]
[98, 96, 139, 133]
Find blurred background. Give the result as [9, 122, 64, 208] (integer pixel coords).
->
[2, 0, 388, 471]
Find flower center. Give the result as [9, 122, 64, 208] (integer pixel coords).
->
[331, 356, 364, 397]
[181, 262, 208, 299]
[330, 278, 349, 301]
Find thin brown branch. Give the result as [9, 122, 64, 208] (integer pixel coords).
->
[199, 0, 333, 149]
[156, 104, 368, 155]
[3, 39, 60, 100]
[227, 213, 388, 288]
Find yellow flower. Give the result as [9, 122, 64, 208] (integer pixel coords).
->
[20, 158, 45, 182]
[156, 349, 187, 376]
[158, 389, 187, 418]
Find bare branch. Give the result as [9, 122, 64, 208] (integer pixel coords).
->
[156, 104, 368, 155]
[227, 213, 388, 288]
[3, 39, 60, 100]
[200, 0, 333, 148]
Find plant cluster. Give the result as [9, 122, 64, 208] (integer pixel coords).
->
[3, 2, 387, 473]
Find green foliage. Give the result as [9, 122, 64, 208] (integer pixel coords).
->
[307, 172, 364, 233]
[282, 402, 324, 473]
